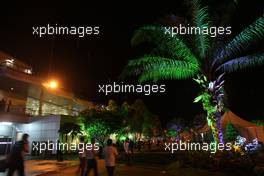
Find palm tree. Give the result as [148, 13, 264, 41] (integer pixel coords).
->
[122, 0, 264, 143]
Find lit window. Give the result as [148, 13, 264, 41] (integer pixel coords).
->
[24, 69, 32, 74]
[5, 59, 14, 67]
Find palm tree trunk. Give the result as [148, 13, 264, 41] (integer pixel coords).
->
[213, 111, 224, 144]
[194, 75, 225, 144]
[205, 103, 224, 144]
[209, 78, 225, 144]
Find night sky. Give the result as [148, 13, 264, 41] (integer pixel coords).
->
[0, 1, 263, 125]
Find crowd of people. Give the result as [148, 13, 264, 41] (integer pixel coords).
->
[76, 137, 162, 176]
[77, 137, 132, 176]
[1, 134, 162, 176]
[76, 137, 168, 176]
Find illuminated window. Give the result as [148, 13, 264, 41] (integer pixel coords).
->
[26, 98, 39, 116]
[42, 102, 68, 116]
[26, 97, 71, 116]
[24, 69, 32, 74]
[5, 59, 14, 67]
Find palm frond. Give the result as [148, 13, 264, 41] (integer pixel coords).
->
[151, 36, 199, 65]
[120, 25, 201, 80]
[131, 25, 166, 47]
[120, 56, 164, 79]
[216, 53, 264, 73]
[121, 53, 199, 81]
[130, 56, 200, 82]
[131, 25, 198, 64]
[189, 0, 210, 59]
[216, 13, 264, 65]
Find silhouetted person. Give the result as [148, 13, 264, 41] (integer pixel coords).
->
[103, 139, 118, 176]
[129, 139, 134, 154]
[148, 140, 152, 151]
[158, 140, 161, 147]
[77, 136, 86, 176]
[3, 98, 7, 112]
[124, 138, 131, 165]
[7, 133, 29, 176]
[137, 140, 142, 152]
[85, 138, 98, 176]
[6, 100, 11, 112]
[0, 98, 6, 111]
[98, 145, 103, 159]
[116, 140, 120, 148]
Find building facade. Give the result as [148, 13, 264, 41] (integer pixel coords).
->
[0, 51, 92, 155]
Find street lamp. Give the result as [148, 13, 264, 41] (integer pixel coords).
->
[42, 80, 58, 89]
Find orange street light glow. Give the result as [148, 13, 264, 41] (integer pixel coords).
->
[49, 80, 58, 89]
[43, 80, 58, 89]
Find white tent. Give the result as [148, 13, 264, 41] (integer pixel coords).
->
[198, 111, 264, 142]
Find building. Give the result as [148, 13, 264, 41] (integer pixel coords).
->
[0, 51, 92, 155]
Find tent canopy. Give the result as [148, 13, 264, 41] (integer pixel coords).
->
[198, 111, 264, 142]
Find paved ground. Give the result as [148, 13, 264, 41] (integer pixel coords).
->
[40, 164, 169, 176]
[0, 160, 79, 176]
[1, 159, 169, 176]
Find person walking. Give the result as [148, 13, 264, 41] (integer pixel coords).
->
[6, 100, 12, 112]
[148, 140, 152, 151]
[123, 137, 131, 165]
[77, 136, 86, 176]
[129, 139, 134, 154]
[7, 133, 29, 176]
[137, 140, 142, 152]
[85, 138, 98, 176]
[103, 139, 118, 176]
[0, 98, 6, 111]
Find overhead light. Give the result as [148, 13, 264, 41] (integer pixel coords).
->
[0, 142, 12, 144]
[0, 122, 13, 126]
[49, 81, 58, 89]
[42, 80, 59, 89]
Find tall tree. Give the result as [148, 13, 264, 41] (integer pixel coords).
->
[79, 105, 123, 144]
[128, 99, 161, 140]
[121, 0, 264, 143]
[224, 123, 239, 142]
